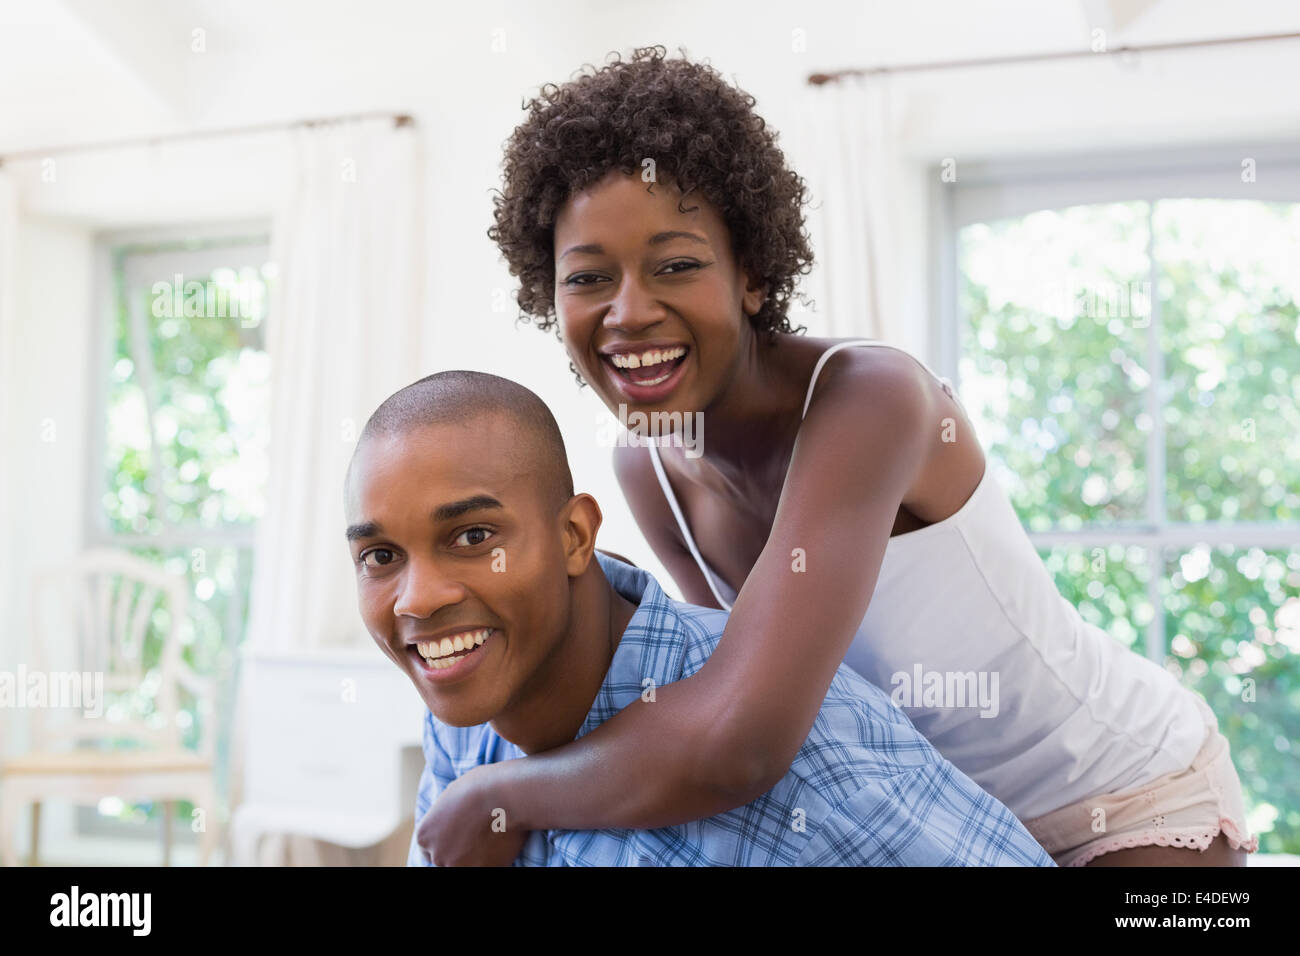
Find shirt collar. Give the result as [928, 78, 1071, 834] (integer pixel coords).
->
[578, 552, 690, 738]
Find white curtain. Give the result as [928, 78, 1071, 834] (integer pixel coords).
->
[231, 119, 423, 865]
[0, 169, 18, 747]
[799, 74, 914, 346]
[245, 117, 424, 656]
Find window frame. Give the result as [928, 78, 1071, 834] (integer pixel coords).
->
[82, 220, 272, 843]
[86, 220, 272, 546]
[931, 140, 1300, 662]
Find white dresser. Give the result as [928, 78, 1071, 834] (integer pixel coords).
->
[230, 645, 427, 865]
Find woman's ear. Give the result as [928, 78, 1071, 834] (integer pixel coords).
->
[741, 270, 768, 317]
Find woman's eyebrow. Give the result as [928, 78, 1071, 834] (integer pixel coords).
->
[559, 230, 709, 259]
[647, 230, 708, 247]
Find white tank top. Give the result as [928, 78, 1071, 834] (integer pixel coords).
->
[646, 338, 1208, 820]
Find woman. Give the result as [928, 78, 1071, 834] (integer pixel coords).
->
[424, 46, 1257, 866]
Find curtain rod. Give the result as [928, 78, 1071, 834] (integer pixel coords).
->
[0, 111, 413, 167]
[808, 30, 1300, 85]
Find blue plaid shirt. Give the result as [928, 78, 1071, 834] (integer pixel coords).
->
[410, 553, 1054, 866]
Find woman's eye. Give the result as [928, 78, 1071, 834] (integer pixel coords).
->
[564, 273, 603, 286]
[660, 260, 700, 275]
[361, 548, 397, 569]
[454, 527, 494, 547]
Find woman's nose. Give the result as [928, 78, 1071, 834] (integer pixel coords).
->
[604, 274, 665, 332]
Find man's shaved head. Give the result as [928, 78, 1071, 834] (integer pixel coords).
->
[350, 370, 574, 513]
[345, 369, 620, 736]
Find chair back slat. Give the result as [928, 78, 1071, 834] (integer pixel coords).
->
[122, 583, 157, 684]
[111, 576, 135, 676]
[77, 578, 98, 674]
[94, 574, 113, 670]
[28, 550, 190, 754]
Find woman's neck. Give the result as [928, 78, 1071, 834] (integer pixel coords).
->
[671, 331, 806, 495]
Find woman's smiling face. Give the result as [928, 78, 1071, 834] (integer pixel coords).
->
[553, 169, 766, 419]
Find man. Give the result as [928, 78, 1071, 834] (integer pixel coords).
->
[344, 370, 1054, 866]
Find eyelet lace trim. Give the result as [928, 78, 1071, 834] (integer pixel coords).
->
[1067, 818, 1260, 867]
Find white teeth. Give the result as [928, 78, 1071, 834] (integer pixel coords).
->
[416, 628, 492, 663]
[609, 346, 686, 370]
[634, 369, 672, 387]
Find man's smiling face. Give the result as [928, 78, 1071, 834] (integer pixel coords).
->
[345, 415, 577, 727]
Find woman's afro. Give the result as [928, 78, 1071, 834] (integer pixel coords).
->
[488, 45, 814, 382]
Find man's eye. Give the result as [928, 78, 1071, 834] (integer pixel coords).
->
[360, 548, 397, 569]
[454, 527, 494, 547]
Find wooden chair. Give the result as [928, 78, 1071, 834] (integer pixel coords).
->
[0, 548, 220, 866]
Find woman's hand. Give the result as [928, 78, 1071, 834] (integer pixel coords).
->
[417, 764, 529, 866]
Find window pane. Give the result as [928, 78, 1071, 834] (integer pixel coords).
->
[91, 235, 268, 843]
[1161, 544, 1300, 854]
[1036, 544, 1152, 650]
[103, 243, 273, 535]
[959, 203, 1152, 530]
[1156, 199, 1300, 523]
[105, 298, 157, 533]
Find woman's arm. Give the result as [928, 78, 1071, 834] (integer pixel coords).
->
[484, 350, 942, 831]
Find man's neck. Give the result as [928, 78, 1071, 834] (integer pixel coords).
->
[488, 562, 640, 753]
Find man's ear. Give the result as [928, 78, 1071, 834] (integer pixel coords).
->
[560, 493, 603, 577]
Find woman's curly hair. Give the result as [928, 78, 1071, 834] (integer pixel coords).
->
[488, 45, 814, 384]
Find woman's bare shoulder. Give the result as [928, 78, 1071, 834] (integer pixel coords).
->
[799, 340, 929, 428]
[796, 340, 985, 520]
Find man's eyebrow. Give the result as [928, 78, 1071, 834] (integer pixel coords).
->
[345, 496, 504, 542]
[559, 231, 709, 260]
[346, 521, 383, 542]
[433, 495, 505, 522]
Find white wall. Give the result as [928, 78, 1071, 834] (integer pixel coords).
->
[4, 0, 1300, 615]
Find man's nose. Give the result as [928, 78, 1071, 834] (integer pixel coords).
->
[393, 555, 465, 620]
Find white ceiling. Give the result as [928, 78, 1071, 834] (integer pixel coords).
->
[2, 0, 1298, 158]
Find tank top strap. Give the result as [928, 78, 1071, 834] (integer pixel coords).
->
[646, 440, 735, 610]
[801, 338, 962, 421]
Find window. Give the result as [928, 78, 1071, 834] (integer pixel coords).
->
[84, 224, 273, 838]
[939, 145, 1300, 853]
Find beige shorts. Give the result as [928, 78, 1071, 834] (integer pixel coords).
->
[1022, 694, 1260, 867]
